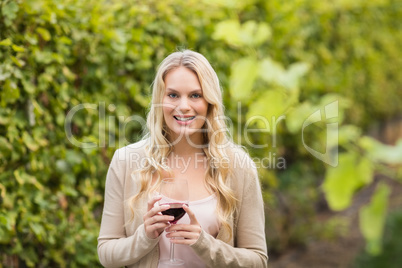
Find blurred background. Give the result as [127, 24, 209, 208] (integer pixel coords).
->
[1, 0, 401, 267]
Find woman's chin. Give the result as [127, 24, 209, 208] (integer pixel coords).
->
[169, 129, 203, 143]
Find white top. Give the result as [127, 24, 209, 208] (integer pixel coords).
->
[158, 194, 220, 268]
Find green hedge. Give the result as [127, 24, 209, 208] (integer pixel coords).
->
[1, 0, 401, 266]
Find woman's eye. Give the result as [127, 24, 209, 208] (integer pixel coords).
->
[191, 93, 201, 98]
[168, 93, 178, 98]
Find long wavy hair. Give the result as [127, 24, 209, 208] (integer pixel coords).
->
[127, 49, 237, 240]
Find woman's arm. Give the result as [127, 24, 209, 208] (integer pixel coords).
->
[97, 150, 160, 268]
[190, 164, 268, 267]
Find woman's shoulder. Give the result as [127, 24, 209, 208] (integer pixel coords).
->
[109, 139, 149, 170]
[114, 139, 148, 157]
[224, 142, 259, 190]
[224, 142, 255, 170]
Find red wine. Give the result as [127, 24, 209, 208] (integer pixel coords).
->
[161, 203, 187, 224]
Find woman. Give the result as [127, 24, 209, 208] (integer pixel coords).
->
[97, 50, 268, 267]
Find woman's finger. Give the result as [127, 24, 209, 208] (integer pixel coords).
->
[147, 195, 162, 211]
[144, 206, 173, 239]
[143, 204, 170, 221]
[149, 204, 170, 216]
[166, 228, 200, 246]
[146, 215, 174, 225]
[167, 224, 200, 232]
[166, 231, 199, 240]
[183, 204, 199, 226]
[147, 222, 171, 232]
[170, 238, 197, 245]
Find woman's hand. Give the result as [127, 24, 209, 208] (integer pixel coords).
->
[143, 195, 174, 239]
[165, 205, 202, 245]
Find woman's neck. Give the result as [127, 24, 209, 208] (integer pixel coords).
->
[169, 134, 206, 157]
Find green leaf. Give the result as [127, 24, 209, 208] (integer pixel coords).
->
[238, 21, 258, 45]
[0, 38, 12, 46]
[229, 57, 259, 100]
[259, 57, 286, 84]
[21, 78, 36, 94]
[213, 20, 271, 47]
[238, 21, 271, 46]
[359, 137, 402, 165]
[359, 183, 390, 255]
[13, 169, 25, 185]
[246, 89, 289, 127]
[36, 27, 51, 41]
[213, 20, 241, 46]
[0, 80, 20, 106]
[323, 153, 374, 211]
[0, 114, 10, 125]
[19, 246, 38, 267]
[3, 1, 19, 25]
[56, 160, 69, 173]
[253, 22, 271, 45]
[12, 44, 25, 52]
[0, 63, 12, 81]
[286, 102, 317, 134]
[11, 56, 25, 67]
[0, 211, 17, 243]
[66, 150, 84, 166]
[0, 136, 13, 158]
[13, 169, 43, 189]
[203, 0, 257, 9]
[22, 132, 40, 151]
[62, 66, 76, 81]
[338, 125, 362, 145]
[29, 221, 46, 242]
[259, 58, 309, 92]
[134, 93, 151, 108]
[283, 62, 310, 89]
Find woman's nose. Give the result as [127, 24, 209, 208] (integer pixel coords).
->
[178, 97, 191, 113]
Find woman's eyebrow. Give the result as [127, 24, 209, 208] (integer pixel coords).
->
[165, 88, 178, 93]
[165, 88, 202, 93]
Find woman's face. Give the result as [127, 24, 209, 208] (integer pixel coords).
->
[162, 66, 209, 142]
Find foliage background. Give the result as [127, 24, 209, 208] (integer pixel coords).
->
[0, 0, 401, 267]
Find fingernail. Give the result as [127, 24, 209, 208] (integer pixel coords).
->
[169, 216, 174, 220]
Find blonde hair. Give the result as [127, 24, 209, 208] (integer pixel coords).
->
[128, 49, 237, 240]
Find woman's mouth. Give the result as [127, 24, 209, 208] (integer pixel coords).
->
[173, 115, 196, 124]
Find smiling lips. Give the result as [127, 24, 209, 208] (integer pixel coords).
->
[173, 115, 196, 124]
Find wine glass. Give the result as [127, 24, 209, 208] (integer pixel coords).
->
[159, 178, 189, 266]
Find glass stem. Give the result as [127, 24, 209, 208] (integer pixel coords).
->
[170, 241, 175, 261]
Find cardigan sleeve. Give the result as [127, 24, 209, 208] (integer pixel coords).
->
[190, 156, 268, 267]
[97, 149, 159, 268]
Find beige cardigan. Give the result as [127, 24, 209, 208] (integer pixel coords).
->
[97, 140, 268, 267]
